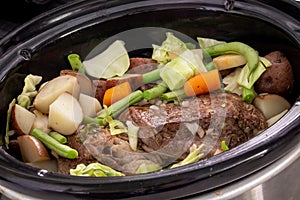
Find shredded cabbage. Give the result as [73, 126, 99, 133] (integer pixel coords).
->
[136, 163, 162, 174]
[152, 32, 188, 64]
[83, 40, 130, 79]
[237, 57, 272, 89]
[126, 121, 139, 151]
[70, 163, 124, 177]
[197, 37, 225, 49]
[17, 74, 42, 108]
[170, 144, 204, 169]
[223, 67, 243, 95]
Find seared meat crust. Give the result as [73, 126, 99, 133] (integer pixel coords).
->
[58, 92, 267, 175]
[119, 92, 267, 158]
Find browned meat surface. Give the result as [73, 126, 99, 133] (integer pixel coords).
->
[127, 63, 158, 74]
[57, 92, 267, 175]
[219, 68, 235, 77]
[106, 74, 143, 90]
[129, 57, 157, 70]
[83, 129, 163, 175]
[119, 92, 267, 159]
[255, 51, 294, 95]
[92, 79, 107, 104]
[57, 134, 97, 174]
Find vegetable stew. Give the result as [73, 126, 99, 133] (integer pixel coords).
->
[5, 32, 294, 176]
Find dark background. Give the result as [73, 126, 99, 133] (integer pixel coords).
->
[0, 0, 72, 39]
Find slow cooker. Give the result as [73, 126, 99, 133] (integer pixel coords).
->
[0, 0, 299, 199]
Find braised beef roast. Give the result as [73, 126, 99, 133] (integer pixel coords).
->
[57, 92, 267, 175]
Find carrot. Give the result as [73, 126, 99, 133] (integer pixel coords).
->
[103, 81, 132, 106]
[184, 69, 221, 96]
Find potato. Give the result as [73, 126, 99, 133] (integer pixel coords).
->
[33, 75, 80, 114]
[213, 54, 247, 70]
[60, 69, 93, 96]
[79, 93, 102, 117]
[92, 79, 107, 104]
[11, 104, 36, 136]
[48, 92, 83, 135]
[267, 109, 288, 127]
[17, 135, 50, 163]
[253, 93, 291, 120]
[255, 51, 294, 95]
[32, 110, 51, 133]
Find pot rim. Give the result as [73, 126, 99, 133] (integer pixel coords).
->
[0, 0, 300, 198]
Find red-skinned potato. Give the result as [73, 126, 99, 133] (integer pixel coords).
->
[11, 104, 36, 136]
[33, 75, 80, 114]
[60, 70, 94, 96]
[17, 135, 50, 163]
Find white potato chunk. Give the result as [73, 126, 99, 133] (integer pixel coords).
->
[267, 109, 289, 127]
[11, 104, 36, 136]
[253, 93, 291, 120]
[33, 75, 80, 114]
[79, 93, 102, 117]
[48, 92, 83, 135]
[17, 135, 50, 163]
[32, 110, 51, 133]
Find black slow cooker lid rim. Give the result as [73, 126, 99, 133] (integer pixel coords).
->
[0, 0, 299, 176]
[0, 0, 300, 197]
[0, 1, 298, 170]
[2, 0, 300, 58]
[2, 0, 300, 80]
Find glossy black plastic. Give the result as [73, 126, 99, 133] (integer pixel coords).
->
[0, 0, 299, 199]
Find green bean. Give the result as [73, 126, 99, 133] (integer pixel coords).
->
[221, 140, 229, 151]
[142, 68, 161, 84]
[49, 131, 67, 144]
[67, 53, 85, 73]
[161, 89, 186, 102]
[204, 42, 259, 74]
[242, 86, 256, 103]
[204, 61, 216, 71]
[31, 128, 78, 159]
[143, 82, 168, 100]
[95, 90, 144, 126]
[82, 116, 99, 125]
